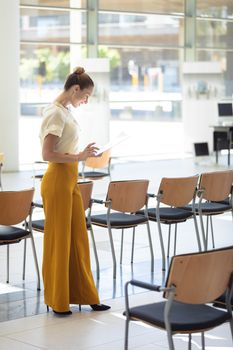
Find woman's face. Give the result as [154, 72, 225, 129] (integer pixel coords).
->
[71, 85, 93, 108]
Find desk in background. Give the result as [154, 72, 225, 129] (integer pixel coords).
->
[211, 125, 233, 166]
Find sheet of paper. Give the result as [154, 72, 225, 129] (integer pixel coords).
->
[95, 132, 129, 155]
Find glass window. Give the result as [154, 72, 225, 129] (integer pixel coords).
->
[20, 44, 85, 112]
[20, 8, 86, 43]
[99, 46, 182, 120]
[20, 0, 86, 8]
[196, 19, 233, 50]
[197, 0, 233, 19]
[99, 13, 183, 47]
[99, 0, 184, 15]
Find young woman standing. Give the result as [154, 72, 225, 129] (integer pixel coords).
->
[39, 67, 110, 315]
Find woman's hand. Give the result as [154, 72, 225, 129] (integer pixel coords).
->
[78, 142, 99, 161]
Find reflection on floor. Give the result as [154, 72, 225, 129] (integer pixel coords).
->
[0, 156, 232, 349]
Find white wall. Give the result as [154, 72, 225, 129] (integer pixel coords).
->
[182, 62, 224, 153]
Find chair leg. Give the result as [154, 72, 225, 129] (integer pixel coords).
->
[173, 224, 177, 256]
[23, 239, 27, 280]
[131, 227, 135, 263]
[107, 225, 117, 279]
[188, 334, 192, 350]
[210, 216, 215, 249]
[229, 317, 233, 340]
[124, 317, 130, 350]
[166, 328, 175, 350]
[6, 244, 9, 283]
[199, 213, 207, 251]
[156, 220, 166, 271]
[193, 214, 202, 251]
[29, 234, 41, 291]
[206, 216, 209, 250]
[120, 229, 124, 265]
[167, 225, 171, 258]
[89, 225, 100, 280]
[146, 221, 154, 273]
[201, 332, 205, 350]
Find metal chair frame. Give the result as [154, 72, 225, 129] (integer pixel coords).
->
[91, 180, 154, 279]
[196, 170, 233, 250]
[0, 189, 40, 290]
[124, 247, 233, 350]
[146, 176, 201, 271]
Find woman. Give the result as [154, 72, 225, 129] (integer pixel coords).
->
[39, 66, 110, 315]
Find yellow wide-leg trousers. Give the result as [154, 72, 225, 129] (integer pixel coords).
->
[41, 162, 100, 312]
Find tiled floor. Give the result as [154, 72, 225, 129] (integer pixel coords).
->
[0, 154, 232, 349]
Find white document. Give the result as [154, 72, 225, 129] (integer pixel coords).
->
[95, 132, 129, 155]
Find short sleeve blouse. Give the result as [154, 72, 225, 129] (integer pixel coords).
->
[39, 103, 80, 154]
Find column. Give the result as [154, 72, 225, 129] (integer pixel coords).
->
[0, 0, 20, 171]
[184, 0, 196, 61]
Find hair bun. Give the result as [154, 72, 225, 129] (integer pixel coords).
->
[73, 66, 85, 75]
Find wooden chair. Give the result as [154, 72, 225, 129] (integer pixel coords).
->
[31, 181, 100, 279]
[138, 175, 201, 271]
[184, 170, 233, 250]
[0, 188, 40, 290]
[124, 246, 233, 350]
[79, 149, 111, 180]
[90, 180, 154, 279]
[0, 152, 4, 190]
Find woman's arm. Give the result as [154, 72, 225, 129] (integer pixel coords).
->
[42, 134, 98, 163]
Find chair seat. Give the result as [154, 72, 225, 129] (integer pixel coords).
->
[127, 301, 231, 332]
[79, 171, 109, 179]
[213, 292, 233, 309]
[183, 202, 232, 214]
[32, 219, 90, 231]
[0, 225, 30, 242]
[91, 212, 147, 228]
[34, 174, 44, 179]
[32, 199, 43, 208]
[137, 207, 193, 223]
[32, 219, 44, 231]
[212, 198, 231, 205]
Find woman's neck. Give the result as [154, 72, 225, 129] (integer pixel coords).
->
[54, 92, 70, 108]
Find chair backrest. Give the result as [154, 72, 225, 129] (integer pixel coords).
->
[78, 181, 93, 210]
[106, 180, 149, 212]
[199, 170, 233, 201]
[85, 149, 111, 169]
[166, 246, 233, 304]
[0, 188, 34, 225]
[158, 175, 199, 207]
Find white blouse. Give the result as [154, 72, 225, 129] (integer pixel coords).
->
[39, 102, 80, 154]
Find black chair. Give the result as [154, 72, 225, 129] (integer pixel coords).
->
[79, 150, 111, 180]
[137, 175, 201, 271]
[90, 180, 154, 279]
[0, 188, 40, 290]
[183, 170, 233, 250]
[214, 128, 233, 166]
[124, 246, 233, 350]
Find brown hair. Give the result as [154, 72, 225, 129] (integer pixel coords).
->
[64, 66, 94, 91]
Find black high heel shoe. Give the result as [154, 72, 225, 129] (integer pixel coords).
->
[90, 304, 111, 311]
[47, 305, 72, 316]
[78, 304, 111, 311]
